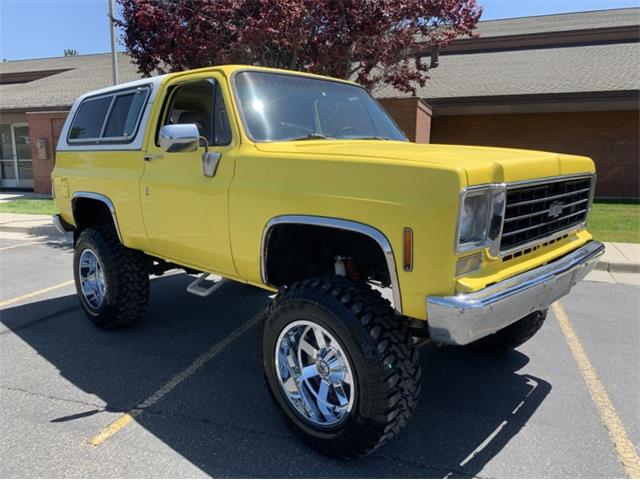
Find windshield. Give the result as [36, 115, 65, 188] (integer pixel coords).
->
[232, 71, 407, 142]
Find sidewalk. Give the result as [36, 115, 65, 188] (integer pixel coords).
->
[588, 241, 640, 285]
[0, 213, 52, 226]
[0, 212, 638, 277]
[0, 213, 68, 243]
[594, 242, 640, 273]
[0, 192, 52, 203]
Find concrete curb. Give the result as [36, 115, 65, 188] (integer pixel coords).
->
[0, 225, 59, 234]
[597, 242, 640, 275]
[594, 261, 640, 274]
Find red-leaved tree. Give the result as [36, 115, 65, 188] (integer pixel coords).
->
[117, 0, 481, 94]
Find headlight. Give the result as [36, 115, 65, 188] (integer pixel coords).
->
[459, 190, 491, 246]
[456, 185, 506, 254]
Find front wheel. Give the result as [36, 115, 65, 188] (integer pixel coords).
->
[73, 226, 149, 329]
[262, 276, 421, 458]
[468, 310, 547, 353]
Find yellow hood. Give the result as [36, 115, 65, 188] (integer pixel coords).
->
[255, 140, 595, 185]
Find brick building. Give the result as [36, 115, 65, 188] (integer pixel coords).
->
[1, 8, 638, 197]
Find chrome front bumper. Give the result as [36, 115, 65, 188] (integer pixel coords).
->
[426, 241, 605, 345]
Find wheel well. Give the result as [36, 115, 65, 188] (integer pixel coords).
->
[72, 197, 116, 233]
[263, 223, 391, 288]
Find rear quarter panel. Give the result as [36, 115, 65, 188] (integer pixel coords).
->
[53, 150, 150, 251]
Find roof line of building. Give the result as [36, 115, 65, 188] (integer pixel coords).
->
[2, 51, 127, 64]
[476, 6, 639, 24]
[1, 105, 71, 114]
[426, 89, 640, 104]
[427, 90, 640, 116]
[422, 25, 639, 57]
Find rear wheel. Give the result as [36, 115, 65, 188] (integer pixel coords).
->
[468, 310, 547, 353]
[73, 226, 149, 329]
[262, 276, 421, 458]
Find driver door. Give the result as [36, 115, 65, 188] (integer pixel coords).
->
[140, 75, 237, 275]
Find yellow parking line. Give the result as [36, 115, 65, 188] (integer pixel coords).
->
[90, 311, 262, 447]
[0, 241, 40, 251]
[0, 280, 75, 309]
[553, 302, 640, 479]
[89, 412, 138, 447]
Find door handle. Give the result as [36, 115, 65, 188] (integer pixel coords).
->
[202, 152, 222, 177]
[143, 153, 163, 162]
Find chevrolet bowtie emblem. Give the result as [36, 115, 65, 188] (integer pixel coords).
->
[548, 201, 564, 219]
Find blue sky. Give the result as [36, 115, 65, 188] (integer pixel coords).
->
[1, 0, 638, 61]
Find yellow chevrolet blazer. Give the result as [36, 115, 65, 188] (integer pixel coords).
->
[52, 65, 604, 457]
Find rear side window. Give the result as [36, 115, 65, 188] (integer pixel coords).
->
[68, 86, 150, 143]
[103, 89, 147, 138]
[68, 96, 112, 140]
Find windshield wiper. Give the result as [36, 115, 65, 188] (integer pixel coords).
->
[285, 133, 333, 141]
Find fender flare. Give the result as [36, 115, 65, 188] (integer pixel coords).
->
[71, 191, 123, 242]
[260, 215, 402, 314]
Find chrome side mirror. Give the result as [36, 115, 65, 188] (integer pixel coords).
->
[159, 124, 200, 153]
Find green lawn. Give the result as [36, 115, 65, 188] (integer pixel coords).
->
[0, 198, 57, 215]
[0, 197, 637, 243]
[588, 201, 640, 244]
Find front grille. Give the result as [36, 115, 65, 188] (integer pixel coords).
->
[500, 176, 593, 252]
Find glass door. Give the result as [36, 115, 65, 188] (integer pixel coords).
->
[0, 124, 17, 188]
[0, 123, 33, 189]
[13, 124, 33, 189]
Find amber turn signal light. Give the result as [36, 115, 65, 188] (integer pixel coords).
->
[403, 227, 413, 271]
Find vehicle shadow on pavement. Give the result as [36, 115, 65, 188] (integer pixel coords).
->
[0, 224, 73, 252]
[0, 274, 551, 478]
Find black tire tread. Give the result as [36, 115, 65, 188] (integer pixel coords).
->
[265, 276, 421, 458]
[75, 226, 149, 329]
[469, 310, 547, 353]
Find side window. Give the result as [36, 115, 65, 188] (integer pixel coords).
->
[165, 81, 214, 143]
[103, 89, 148, 138]
[164, 79, 231, 146]
[213, 82, 231, 146]
[68, 86, 150, 143]
[69, 96, 112, 140]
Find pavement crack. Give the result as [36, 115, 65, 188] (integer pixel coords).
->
[0, 384, 125, 412]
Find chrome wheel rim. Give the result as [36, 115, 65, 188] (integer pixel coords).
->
[79, 248, 106, 309]
[275, 320, 355, 427]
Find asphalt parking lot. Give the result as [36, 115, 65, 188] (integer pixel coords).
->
[1, 224, 639, 478]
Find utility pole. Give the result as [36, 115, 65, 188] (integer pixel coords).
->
[108, 0, 119, 85]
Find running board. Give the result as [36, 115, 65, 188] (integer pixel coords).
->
[187, 273, 226, 297]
